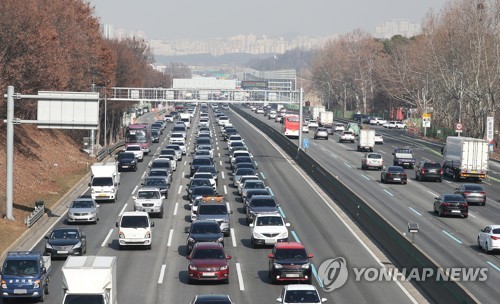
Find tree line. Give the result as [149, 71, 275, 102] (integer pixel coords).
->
[312, 0, 500, 139]
[0, 0, 189, 147]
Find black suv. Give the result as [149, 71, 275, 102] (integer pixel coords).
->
[415, 161, 443, 182]
[186, 220, 224, 254]
[116, 152, 138, 172]
[268, 242, 313, 284]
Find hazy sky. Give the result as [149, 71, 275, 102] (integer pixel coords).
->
[87, 0, 449, 39]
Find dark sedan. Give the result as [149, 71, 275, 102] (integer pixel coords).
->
[434, 194, 468, 218]
[381, 166, 407, 184]
[187, 178, 213, 199]
[186, 220, 224, 254]
[190, 157, 214, 176]
[454, 184, 486, 206]
[142, 177, 169, 197]
[116, 152, 138, 172]
[44, 227, 86, 258]
[190, 294, 233, 304]
[190, 186, 216, 203]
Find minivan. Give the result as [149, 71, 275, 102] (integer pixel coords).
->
[116, 211, 154, 250]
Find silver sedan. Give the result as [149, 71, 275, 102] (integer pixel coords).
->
[67, 198, 99, 224]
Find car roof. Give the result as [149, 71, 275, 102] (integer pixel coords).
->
[275, 242, 305, 250]
[122, 211, 149, 217]
[284, 284, 318, 291]
[193, 242, 224, 249]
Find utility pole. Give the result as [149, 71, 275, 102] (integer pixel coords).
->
[298, 88, 304, 152]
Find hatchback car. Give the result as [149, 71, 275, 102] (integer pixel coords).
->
[67, 198, 99, 224]
[268, 242, 314, 284]
[361, 153, 383, 170]
[277, 284, 327, 304]
[314, 127, 329, 140]
[125, 144, 144, 162]
[44, 227, 87, 258]
[374, 133, 384, 144]
[187, 242, 231, 284]
[477, 225, 500, 253]
[415, 161, 443, 182]
[334, 123, 345, 132]
[339, 131, 355, 143]
[454, 184, 486, 205]
[186, 220, 224, 254]
[381, 166, 407, 184]
[433, 194, 468, 218]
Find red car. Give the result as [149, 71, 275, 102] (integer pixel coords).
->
[268, 242, 314, 284]
[187, 242, 231, 284]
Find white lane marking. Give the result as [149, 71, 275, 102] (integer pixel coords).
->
[379, 150, 386, 154]
[330, 153, 338, 158]
[360, 174, 370, 180]
[167, 229, 174, 247]
[218, 153, 221, 158]
[231, 228, 237, 247]
[182, 171, 185, 177]
[219, 160, 223, 166]
[320, 147, 327, 152]
[483, 181, 492, 185]
[344, 163, 352, 168]
[468, 212, 477, 218]
[142, 171, 147, 179]
[158, 264, 166, 284]
[383, 189, 394, 197]
[101, 229, 114, 247]
[132, 185, 138, 195]
[221, 171, 225, 179]
[236, 263, 245, 291]
[224, 185, 227, 195]
[178, 185, 182, 195]
[184, 160, 187, 166]
[444, 180, 452, 184]
[217, 146, 220, 151]
[260, 172, 266, 180]
[427, 191, 438, 197]
[408, 207, 422, 216]
[119, 203, 128, 216]
[173, 203, 179, 216]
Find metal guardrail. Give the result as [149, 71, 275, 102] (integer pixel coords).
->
[96, 141, 125, 161]
[24, 201, 45, 227]
[232, 105, 477, 304]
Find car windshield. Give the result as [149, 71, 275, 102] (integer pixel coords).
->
[230, 142, 244, 147]
[149, 170, 168, 177]
[137, 191, 161, 199]
[197, 166, 216, 175]
[121, 216, 149, 228]
[191, 180, 211, 188]
[275, 248, 308, 260]
[3, 260, 39, 275]
[256, 216, 283, 226]
[245, 182, 265, 189]
[284, 290, 320, 303]
[424, 163, 441, 169]
[193, 188, 215, 196]
[343, 131, 353, 135]
[395, 149, 412, 154]
[71, 200, 94, 208]
[492, 229, 500, 234]
[92, 177, 113, 186]
[464, 185, 483, 191]
[194, 173, 213, 180]
[117, 153, 135, 160]
[173, 127, 185, 132]
[367, 154, 382, 159]
[191, 223, 221, 234]
[161, 149, 176, 156]
[144, 179, 166, 187]
[197, 139, 211, 145]
[251, 198, 276, 207]
[126, 146, 141, 151]
[443, 195, 466, 202]
[151, 161, 170, 169]
[388, 167, 404, 172]
[192, 248, 225, 260]
[199, 205, 227, 215]
[235, 169, 255, 176]
[193, 158, 212, 165]
[50, 229, 79, 240]
[195, 151, 211, 157]
[247, 190, 269, 199]
[171, 133, 183, 138]
[151, 130, 159, 136]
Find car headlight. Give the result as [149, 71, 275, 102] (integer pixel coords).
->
[145, 232, 151, 238]
[187, 237, 195, 243]
[273, 263, 283, 269]
[249, 210, 256, 215]
[45, 243, 53, 249]
[223, 219, 229, 223]
[279, 231, 288, 238]
[33, 280, 41, 289]
[189, 264, 197, 271]
[73, 242, 82, 249]
[220, 265, 228, 271]
[68, 212, 74, 216]
[1, 281, 7, 289]
[301, 263, 310, 269]
[217, 237, 224, 243]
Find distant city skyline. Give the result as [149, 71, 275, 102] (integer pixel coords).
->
[88, 0, 448, 40]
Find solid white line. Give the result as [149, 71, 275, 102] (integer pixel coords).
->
[119, 203, 128, 216]
[427, 190, 438, 197]
[173, 203, 179, 216]
[101, 229, 114, 247]
[178, 185, 182, 195]
[330, 153, 338, 158]
[379, 150, 386, 154]
[320, 147, 327, 152]
[231, 228, 237, 247]
[221, 171, 225, 179]
[132, 185, 138, 195]
[383, 189, 394, 197]
[224, 185, 227, 195]
[468, 212, 477, 218]
[344, 163, 352, 168]
[158, 264, 166, 284]
[236, 263, 245, 291]
[167, 229, 174, 247]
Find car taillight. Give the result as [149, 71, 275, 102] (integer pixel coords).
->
[441, 203, 450, 206]
[480, 192, 486, 195]
[440, 169, 444, 174]
[463, 192, 471, 196]
[421, 169, 427, 174]
[491, 235, 500, 240]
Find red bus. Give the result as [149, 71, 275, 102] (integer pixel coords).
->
[125, 124, 152, 154]
[282, 115, 300, 138]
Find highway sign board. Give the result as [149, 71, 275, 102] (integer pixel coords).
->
[303, 138, 310, 149]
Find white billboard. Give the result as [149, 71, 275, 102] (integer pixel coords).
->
[173, 78, 236, 90]
[37, 91, 99, 130]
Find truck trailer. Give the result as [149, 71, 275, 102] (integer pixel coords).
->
[62, 256, 117, 304]
[442, 136, 489, 181]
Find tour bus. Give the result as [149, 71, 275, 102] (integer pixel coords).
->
[125, 124, 152, 154]
[282, 115, 300, 138]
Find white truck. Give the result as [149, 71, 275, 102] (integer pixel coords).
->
[318, 111, 334, 129]
[311, 106, 326, 121]
[89, 161, 120, 203]
[442, 136, 489, 181]
[357, 129, 376, 152]
[62, 256, 117, 304]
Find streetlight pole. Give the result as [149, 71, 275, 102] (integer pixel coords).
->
[298, 88, 304, 151]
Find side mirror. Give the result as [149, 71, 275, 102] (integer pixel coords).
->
[226, 255, 232, 260]
[276, 298, 283, 303]
[268, 253, 275, 259]
[88, 183, 91, 187]
[115, 222, 119, 227]
[96, 204, 100, 208]
[150, 222, 155, 227]
[308, 253, 314, 259]
[132, 196, 137, 200]
[44, 234, 50, 239]
[229, 210, 233, 214]
[285, 223, 291, 227]
[249, 223, 254, 228]
[42, 267, 47, 274]
[186, 255, 191, 260]
[81, 233, 86, 239]
[434, 197, 439, 200]
[276, 204, 281, 207]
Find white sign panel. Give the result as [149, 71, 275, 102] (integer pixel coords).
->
[37, 91, 99, 130]
[173, 78, 236, 90]
[487, 116, 494, 142]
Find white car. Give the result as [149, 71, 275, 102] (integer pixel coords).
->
[157, 154, 177, 171]
[369, 117, 387, 125]
[256, 108, 264, 114]
[334, 123, 345, 132]
[374, 133, 384, 144]
[218, 116, 230, 126]
[191, 172, 216, 190]
[269, 110, 277, 119]
[339, 131, 355, 143]
[169, 133, 185, 145]
[477, 225, 500, 253]
[308, 121, 319, 128]
[388, 121, 406, 129]
[361, 152, 384, 170]
[249, 213, 290, 248]
[302, 124, 310, 133]
[116, 211, 154, 250]
[277, 284, 327, 304]
[125, 144, 144, 161]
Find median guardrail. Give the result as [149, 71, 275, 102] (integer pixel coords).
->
[96, 141, 125, 161]
[24, 201, 45, 227]
[232, 105, 477, 304]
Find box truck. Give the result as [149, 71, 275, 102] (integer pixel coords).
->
[89, 161, 120, 202]
[62, 256, 116, 304]
[442, 136, 489, 181]
[311, 106, 326, 121]
[357, 129, 376, 152]
[318, 111, 334, 129]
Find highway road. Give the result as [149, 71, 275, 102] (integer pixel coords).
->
[3, 106, 420, 303]
[238, 106, 500, 304]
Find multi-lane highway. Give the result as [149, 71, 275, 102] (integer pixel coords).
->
[239, 106, 500, 304]
[5, 105, 425, 303]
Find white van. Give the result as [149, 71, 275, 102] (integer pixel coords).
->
[116, 211, 154, 250]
